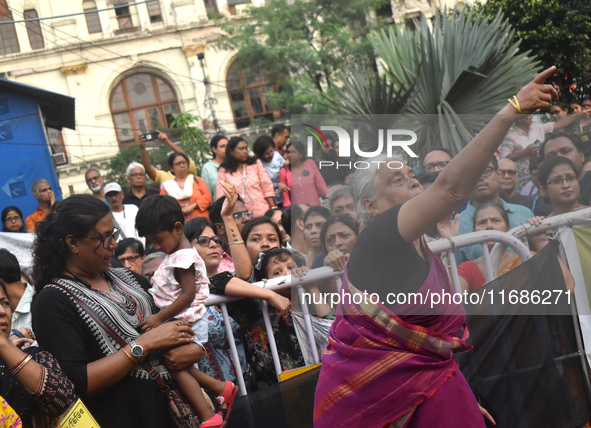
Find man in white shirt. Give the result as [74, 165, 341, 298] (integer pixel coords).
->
[104, 182, 144, 245]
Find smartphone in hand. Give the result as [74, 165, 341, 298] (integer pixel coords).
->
[142, 132, 160, 142]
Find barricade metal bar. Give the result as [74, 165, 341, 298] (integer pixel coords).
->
[297, 285, 320, 365]
[447, 250, 462, 294]
[201, 231, 543, 398]
[261, 300, 283, 382]
[481, 243, 495, 283]
[219, 303, 247, 396]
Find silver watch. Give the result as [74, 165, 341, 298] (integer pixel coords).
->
[130, 340, 144, 361]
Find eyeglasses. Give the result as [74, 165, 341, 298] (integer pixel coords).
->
[84, 227, 120, 248]
[546, 174, 578, 186]
[86, 175, 101, 183]
[128, 173, 145, 178]
[498, 169, 517, 177]
[5, 216, 20, 223]
[233, 211, 255, 221]
[481, 166, 494, 178]
[193, 236, 224, 247]
[424, 161, 449, 172]
[118, 254, 141, 264]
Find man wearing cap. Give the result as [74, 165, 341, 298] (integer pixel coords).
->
[103, 182, 144, 245]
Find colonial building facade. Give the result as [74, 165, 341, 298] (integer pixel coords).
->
[0, 0, 471, 195]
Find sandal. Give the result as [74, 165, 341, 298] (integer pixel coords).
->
[200, 412, 226, 428]
[216, 381, 238, 423]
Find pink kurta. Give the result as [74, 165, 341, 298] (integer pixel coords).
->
[280, 159, 327, 207]
[216, 160, 275, 217]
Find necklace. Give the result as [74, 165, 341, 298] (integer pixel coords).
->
[65, 269, 145, 321]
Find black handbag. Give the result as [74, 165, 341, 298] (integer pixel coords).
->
[52, 283, 203, 428]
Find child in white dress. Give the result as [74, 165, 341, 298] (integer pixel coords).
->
[136, 195, 237, 428]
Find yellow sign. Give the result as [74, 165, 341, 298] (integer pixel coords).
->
[58, 399, 100, 428]
[279, 363, 321, 382]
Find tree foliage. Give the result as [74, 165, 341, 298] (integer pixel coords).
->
[168, 111, 209, 174]
[217, 0, 387, 114]
[474, 0, 591, 100]
[331, 6, 538, 157]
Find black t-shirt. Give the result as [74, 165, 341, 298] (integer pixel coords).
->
[348, 205, 429, 302]
[123, 186, 159, 207]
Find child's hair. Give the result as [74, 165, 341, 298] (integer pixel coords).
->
[136, 195, 184, 237]
[254, 247, 291, 281]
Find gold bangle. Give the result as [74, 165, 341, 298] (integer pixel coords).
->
[11, 354, 33, 375]
[122, 346, 139, 364]
[508, 95, 522, 114]
[229, 241, 245, 245]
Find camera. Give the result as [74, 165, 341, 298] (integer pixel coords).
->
[142, 132, 160, 141]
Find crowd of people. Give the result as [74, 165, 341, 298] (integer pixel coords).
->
[0, 68, 589, 427]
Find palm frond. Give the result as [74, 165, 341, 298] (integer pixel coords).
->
[331, 4, 539, 158]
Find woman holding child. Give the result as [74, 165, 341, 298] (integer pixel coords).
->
[313, 68, 559, 427]
[31, 194, 236, 428]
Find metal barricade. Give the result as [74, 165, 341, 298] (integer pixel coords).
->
[207, 231, 534, 397]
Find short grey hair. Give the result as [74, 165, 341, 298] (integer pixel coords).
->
[141, 251, 166, 274]
[349, 153, 405, 227]
[126, 161, 145, 177]
[32, 179, 49, 196]
[328, 185, 352, 213]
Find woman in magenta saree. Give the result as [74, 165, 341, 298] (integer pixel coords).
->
[313, 67, 559, 428]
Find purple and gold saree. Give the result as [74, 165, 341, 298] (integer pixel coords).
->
[313, 246, 485, 428]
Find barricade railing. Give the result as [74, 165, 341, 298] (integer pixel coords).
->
[206, 230, 534, 397]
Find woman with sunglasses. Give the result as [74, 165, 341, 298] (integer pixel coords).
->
[30, 195, 204, 427]
[183, 215, 289, 384]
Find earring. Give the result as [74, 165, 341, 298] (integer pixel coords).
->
[72, 247, 78, 253]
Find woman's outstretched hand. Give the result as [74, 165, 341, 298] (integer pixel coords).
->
[512, 66, 558, 114]
[221, 181, 239, 217]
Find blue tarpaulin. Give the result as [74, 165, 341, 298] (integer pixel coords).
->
[0, 80, 75, 218]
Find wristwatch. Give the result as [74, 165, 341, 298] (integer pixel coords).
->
[130, 340, 144, 362]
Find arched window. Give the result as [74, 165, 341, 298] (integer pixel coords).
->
[24, 9, 44, 50]
[227, 62, 279, 129]
[0, 0, 20, 55]
[109, 72, 179, 146]
[83, 0, 102, 34]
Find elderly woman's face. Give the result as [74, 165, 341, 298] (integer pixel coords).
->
[171, 156, 189, 178]
[474, 207, 509, 232]
[0, 286, 12, 339]
[4, 210, 23, 232]
[245, 223, 280, 264]
[367, 164, 422, 219]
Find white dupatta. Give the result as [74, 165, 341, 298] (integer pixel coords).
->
[161, 175, 194, 200]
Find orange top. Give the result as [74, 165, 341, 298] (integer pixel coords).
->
[25, 206, 50, 232]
